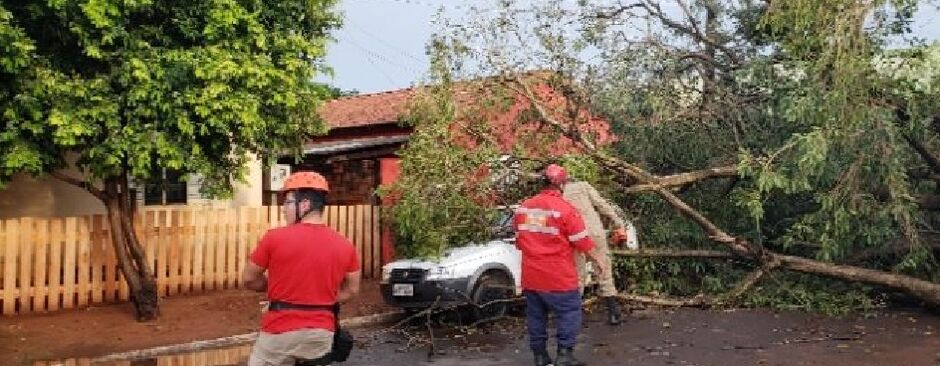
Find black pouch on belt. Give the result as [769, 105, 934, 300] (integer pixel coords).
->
[268, 301, 354, 364]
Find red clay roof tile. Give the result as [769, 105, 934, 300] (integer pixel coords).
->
[319, 88, 417, 128]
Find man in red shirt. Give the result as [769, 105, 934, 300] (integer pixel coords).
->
[514, 164, 605, 366]
[242, 171, 361, 366]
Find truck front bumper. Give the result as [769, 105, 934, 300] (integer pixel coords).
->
[380, 277, 472, 309]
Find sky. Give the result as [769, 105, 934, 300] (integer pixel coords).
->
[320, 0, 940, 95]
[319, 0, 448, 94]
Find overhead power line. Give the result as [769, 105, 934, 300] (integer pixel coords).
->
[351, 0, 495, 13]
[346, 18, 426, 64]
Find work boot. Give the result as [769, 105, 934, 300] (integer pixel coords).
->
[605, 296, 623, 326]
[556, 347, 586, 366]
[533, 348, 553, 366]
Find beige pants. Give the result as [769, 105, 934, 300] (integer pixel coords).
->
[576, 234, 617, 297]
[248, 329, 334, 366]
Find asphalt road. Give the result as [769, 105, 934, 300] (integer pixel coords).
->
[341, 307, 940, 366]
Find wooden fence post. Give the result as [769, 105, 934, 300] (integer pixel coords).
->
[2, 219, 19, 315]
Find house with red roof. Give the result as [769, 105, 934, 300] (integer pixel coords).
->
[272, 80, 616, 207]
[264, 88, 418, 206]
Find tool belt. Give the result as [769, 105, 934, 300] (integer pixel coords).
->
[267, 301, 354, 365]
[268, 301, 337, 312]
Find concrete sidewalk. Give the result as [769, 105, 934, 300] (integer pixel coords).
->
[89, 310, 404, 363]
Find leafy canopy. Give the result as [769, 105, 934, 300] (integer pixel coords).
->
[0, 0, 340, 195]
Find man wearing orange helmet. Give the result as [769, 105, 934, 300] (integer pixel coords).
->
[242, 171, 361, 366]
[514, 163, 606, 366]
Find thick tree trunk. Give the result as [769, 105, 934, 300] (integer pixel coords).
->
[776, 254, 940, 305]
[104, 177, 159, 320]
[52, 172, 159, 319]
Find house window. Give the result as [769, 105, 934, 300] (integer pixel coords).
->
[145, 168, 187, 205]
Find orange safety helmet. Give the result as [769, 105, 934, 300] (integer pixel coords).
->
[281, 171, 329, 192]
[543, 164, 568, 185]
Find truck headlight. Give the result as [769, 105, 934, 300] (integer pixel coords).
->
[424, 266, 455, 281]
[381, 267, 392, 283]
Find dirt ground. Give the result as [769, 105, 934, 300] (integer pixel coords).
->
[0, 280, 392, 365]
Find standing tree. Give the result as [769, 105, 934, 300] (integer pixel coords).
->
[0, 0, 339, 319]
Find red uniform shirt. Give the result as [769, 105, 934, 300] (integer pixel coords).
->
[250, 223, 360, 333]
[513, 189, 595, 291]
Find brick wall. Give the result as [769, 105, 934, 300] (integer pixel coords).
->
[322, 159, 378, 205]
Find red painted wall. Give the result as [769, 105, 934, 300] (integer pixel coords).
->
[378, 158, 401, 264]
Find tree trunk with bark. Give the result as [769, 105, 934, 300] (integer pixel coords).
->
[54, 172, 159, 320]
[109, 176, 159, 320]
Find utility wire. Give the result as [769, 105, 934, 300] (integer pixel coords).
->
[351, 0, 494, 12]
[338, 29, 425, 74]
[335, 32, 402, 86]
[346, 18, 426, 64]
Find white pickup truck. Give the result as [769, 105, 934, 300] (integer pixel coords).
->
[380, 207, 638, 320]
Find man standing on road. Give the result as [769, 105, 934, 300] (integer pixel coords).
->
[514, 164, 606, 366]
[564, 179, 637, 325]
[242, 171, 361, 366]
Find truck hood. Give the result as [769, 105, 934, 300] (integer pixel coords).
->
[384, 240, 514, 270]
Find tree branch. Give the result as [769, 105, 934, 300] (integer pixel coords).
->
[51, 171, 107, 201]
[610, 249, 732, 258]
[896, 108, 940, 173]
[932, 113, 940, 137]
[614, 293, 711, 307]
[724, 258, 780, 302]
[677, 51, 733, 73]
[638, 0, 741, 65]
[508, 77, 748, 254]
[624, 165, 738, 193]
[919, 195, 940, 211]
[594, 3, 646, 20]
[908, 169, 940, 184]
[906, 135, 940, 174]
[777, 254, 940, 305]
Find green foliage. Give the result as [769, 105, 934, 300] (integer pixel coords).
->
[737, 2, 940, 275]
[614, 257, 743, 297]
[0, 0, 339, 195]
[615, 256, 880, 315]
[588, 1, 940, 309]
[384, 35, 616, 259]
[392, 0, 940, 312]
[382, 82, 501, 258]
[381, 41, 505, 258]
[743, 273, 880, 316]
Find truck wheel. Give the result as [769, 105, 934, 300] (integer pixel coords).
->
[470, 272, 513, 322]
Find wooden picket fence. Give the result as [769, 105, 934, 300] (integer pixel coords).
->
[0, 205, 382, 316]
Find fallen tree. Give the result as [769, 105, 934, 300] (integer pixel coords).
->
[382, 0, 940, 311]
[508, 75, 940, 306]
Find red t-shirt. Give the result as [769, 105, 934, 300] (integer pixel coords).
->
[250, 223, 360, 333]
[513, 189, 595, 291]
